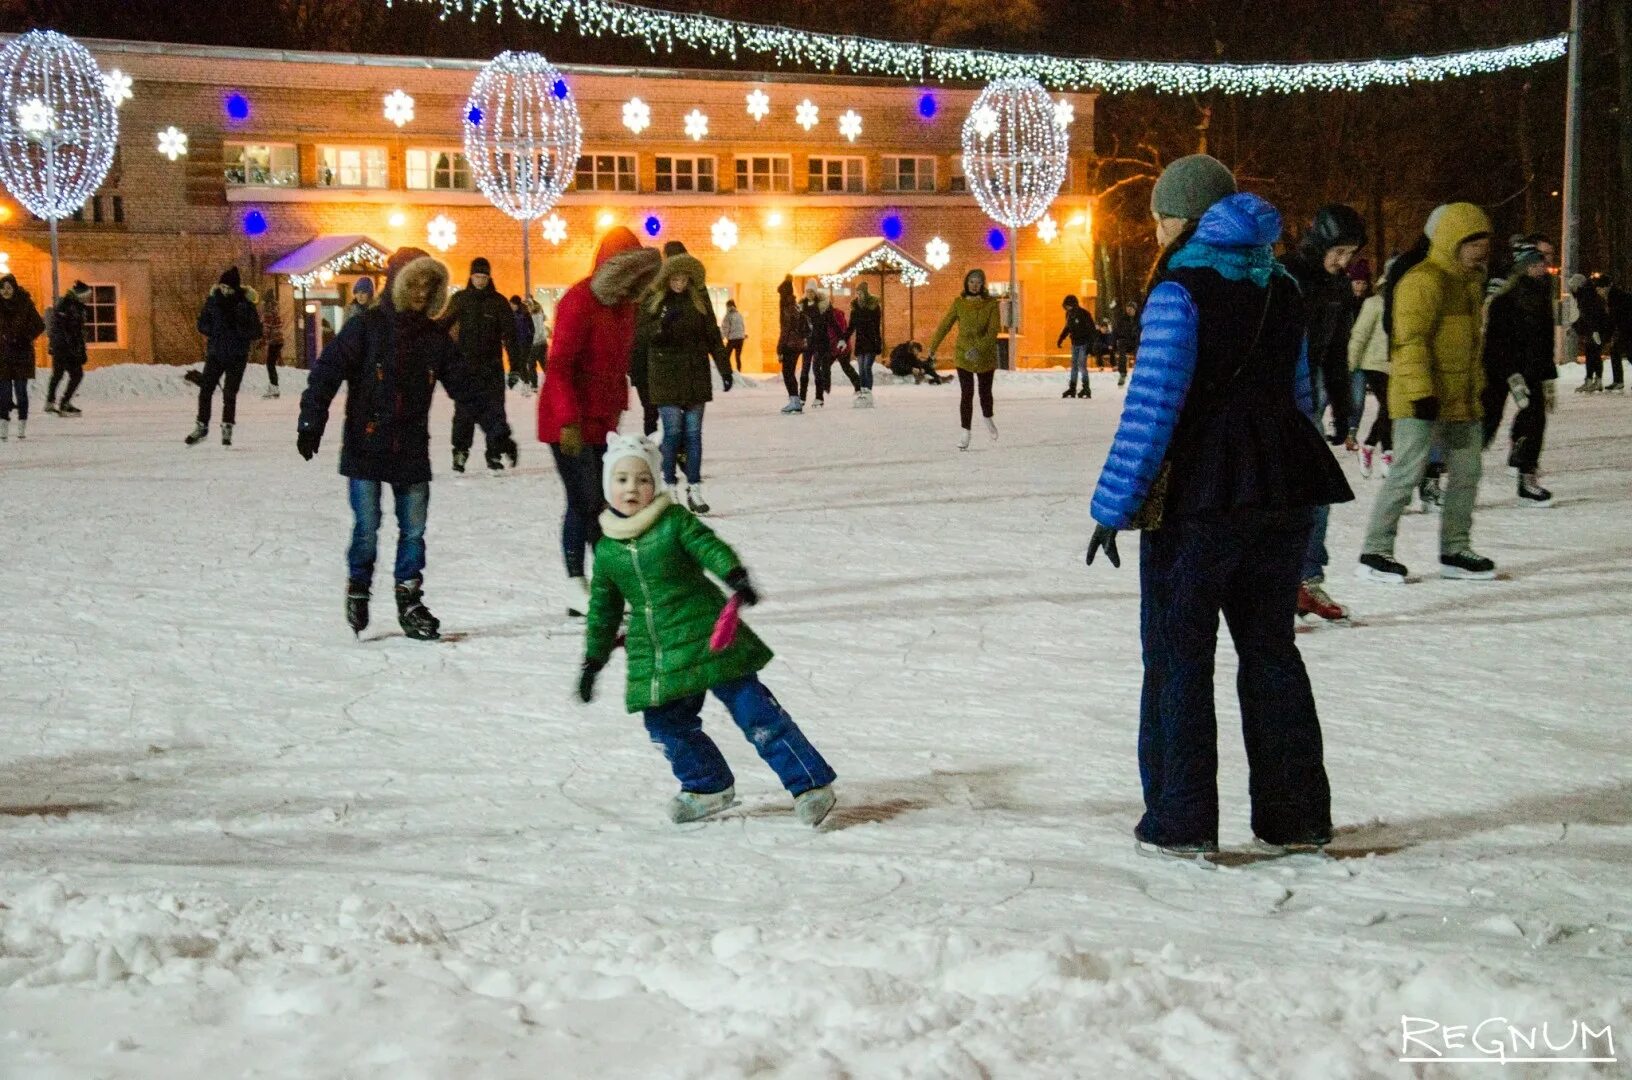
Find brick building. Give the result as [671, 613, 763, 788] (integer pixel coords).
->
[0, 36, 1099, 373]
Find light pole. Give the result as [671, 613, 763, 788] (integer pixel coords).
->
[1559, 0, 1585, 366]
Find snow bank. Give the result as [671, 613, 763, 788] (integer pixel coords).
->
[68, 363, 311, 402]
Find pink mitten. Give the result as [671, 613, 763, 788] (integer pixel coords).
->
[709, 595, 742, 652]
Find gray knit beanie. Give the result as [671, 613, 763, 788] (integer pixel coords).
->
[1150, 154, 1237, 220]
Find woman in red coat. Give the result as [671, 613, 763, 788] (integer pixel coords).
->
[538, 226, 662, 615]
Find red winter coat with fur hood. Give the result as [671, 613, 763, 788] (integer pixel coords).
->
[537, 227, 662, 446]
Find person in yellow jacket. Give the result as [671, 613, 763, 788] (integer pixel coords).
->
[927, 268, 1002, 450]
[1358, 202, 1496, 583]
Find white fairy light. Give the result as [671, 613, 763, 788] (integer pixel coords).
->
[463, 51, 582, 224]
[383, 89, 416, 127]
[837, 109, 862, 142]
[102, 69, 133, 108]
[1036, 213, 1058, 243]
[818, 245, 928, 290]
[795, 99, 819, 132]
[426, 213, 458, 252]
[745, 88, 770, 121]
[1053, 98, 1074, 127]
[393, 2, 1567, 94]
[156, 125, 188, 161]
[622, 96, 650, 134]
[287, 240, 391, 290]
[541, 212, 567, 245]
[711, 215, 738, 252]
[925, 236, 951, 271]
[961, 77, 1068, 231]
[683, 108, 708, 141]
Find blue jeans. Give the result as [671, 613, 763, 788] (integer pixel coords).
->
[347, 479, 429, 585]
[1347, 370, 1367, 438]
[1138, 509, 1330, 847]
[551, 442, 605, 578]
[1300, 503, 1330, 584]
[1069, 344, 1089, 388]
[659, 404, 704, 486]
[857, 354, 876, 390]
[642, 674, 836, 796]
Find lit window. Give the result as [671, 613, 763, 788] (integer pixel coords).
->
[808, 156, 865, 194]
[734, 156, 791, 193]
[317, 146, 388, 189]
[574, 154, 637, 193]
[406, 149, 473, 191]
[883, 156, 936, 193]
[225, 143, 298, 187]
[950, 158, 967, 194]
[84, 284, 120, 346]
[655, 156, 716, 194]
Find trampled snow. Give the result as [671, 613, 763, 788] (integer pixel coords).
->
[2, 365, 1629, 1078]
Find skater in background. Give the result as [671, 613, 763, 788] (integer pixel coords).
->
[507, 294, 536, 393]
[527, 297, 548, 377]
[1347, 266, 1392, 479]
[538, 225, 662, 617]
[186, 266, 262, 448]
[887, 340, 944, 384]
[721, 298, 747, 373]
[298, 247, 518, 642]
[1085, 155, 1350, 857]
[344, 277, 374, 327]
[44, 281, 91, 417]
[927, 268, 1002, 449]
[0, 273, 44, 442]
[1342, 259, 1372, 448]
[1605, 276, 1631, 393]
[821, 292, 861, 402]
[1358, 203, 1497, 584]
[633, 250, 733, 514]
[1112, 299, 1138, 386]
[1572, 273, 1609, 392]
[437, 256, 517, 473]
[1481, 238, 1558, 506]
[261, 293, 285, 399]
[577, 433, 837, 827]
[1057, 293, 1097, 399]
[776, 276, 809, 414]
[846, 281, 882, 408]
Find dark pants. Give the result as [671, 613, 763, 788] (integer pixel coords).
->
[1612, 346, 1628, 386]
[1322, 360, 1351, 440]
[956, 368, 995, 429]
[452, 386, 505, 458]
[1358, 371, 1391, 450]
[642, 674, 836, 797]
[827, 353, 861, 394]
[798, 349, 822, 401]
[726, 338, 745, 372]
[857, 354, 877, 390]
[0, 378, 28, 420]
[550, 442, 606, 578]
[1137, 509, 1332, 847]
[347, 479, 429, 586]
[196, 356, 247, 425]
[778, 348, 801, 398]
[47, 364, 83, 406]
[1482, 375, 1547, 473]
[265, 340, 282, 387]
[1116, 346, 1133, 378]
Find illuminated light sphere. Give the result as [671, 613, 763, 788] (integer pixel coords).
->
[463, 51, 582, 224]
[962, 77, 1069, 231]
[0, 31, 120, 221]
[383, 89, 416, 128]
[917, 92, 938, 119]
[837, 109, 862, 142]
[1036, 214, 1058, 243]
[388, 211, 407, 228]
[987, 227, 1006, 252]
[925, 236, 951, 271]
[102, 69, 132, 107]
[242, 209, 268, 236]
[595, 210, 615, 229]
[795, 99, 819, 132]
[622, 97, 650, 135]
[765, 210, 784, 228]
[541, 212, 567, 245]
[1053, 98, 1075, 127]
[426, 213, 457, 252]
[880, 213, 903, 242]
[711, 215, 738, 252]
[156, 125, 188, 161]
[224, 92, 250, 121]
[643, 214, 661, 237]
[745, 88, 770, 122]
[683, 108, 708, 141]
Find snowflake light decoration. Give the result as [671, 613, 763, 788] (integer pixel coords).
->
[683, 108, 708, 141]
[16, 98, 53, 135]
[383, 89, 415, 127]
[925, 236, 951, 271]
[541, 212, 567, 245]
[463, 51, 582, 223]
[426, 213, 457, 252]
[961, 78, 1069, 230]
[622, 96, 650, 134]
[0, 32, 119, 222]
[711, 215, 738, 252]
[1053, 98, 1075, 127]
[156, 125, 188, 161]
[102, 69, 132, 108]
[1036, 214, 1058, 243]
[795, 99, 819, 132]
[745, 88, 770, 121]
[837, 109, 862, 142]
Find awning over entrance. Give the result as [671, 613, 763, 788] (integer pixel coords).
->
[789, 237, 930, 288]
[268, 235, 390, 289]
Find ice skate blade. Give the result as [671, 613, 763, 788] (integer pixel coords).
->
[1439, 566, 1497, 581]
[1353, 565, 1407, 585]
[1518, 499, 1553, 509]
[1135, 840, 1218, 868]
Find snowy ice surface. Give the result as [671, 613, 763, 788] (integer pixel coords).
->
[2, 365, 1630, 1079]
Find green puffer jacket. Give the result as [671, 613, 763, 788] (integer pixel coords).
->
[926, 293, 1002, 373]
[586, 495, 773, 712]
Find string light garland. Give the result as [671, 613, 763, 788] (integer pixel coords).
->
[0, 30, 119, 222]
[287, 240, 392, 289]
[962, 77, 1067, 232]
[391, 0, 1567, 95]
[463, 51, 582, 223]
[817, 245, 928, 290]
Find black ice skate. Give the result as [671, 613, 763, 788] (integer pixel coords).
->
[395, 577, 441, 640]
[346, 580, 371, 636]
[452, 449, 469, 474]
[184, 422, 208, 445]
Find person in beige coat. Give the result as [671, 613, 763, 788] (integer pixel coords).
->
[1347, 274, 1391, 477]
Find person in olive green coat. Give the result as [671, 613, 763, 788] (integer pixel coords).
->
[926, 268, 1003, 449]
[578, 434, 837, 827]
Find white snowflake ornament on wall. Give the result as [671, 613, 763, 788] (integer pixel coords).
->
[837, 109, 862, 142]
[1053, 99, 1075, 127]
[711, 215, 738, 252]
[102, 69, 132, 107]
[541, 212, 567, 246]
[426, 214, 457, 252]
[383, 89, 415, 127]
[1036, 214, 1059, 243]
[156, 125, 188, 161]
[925, 236, 951, 271]
[795, 99, 819, 132]
[622, 97, 650, 135]
[683, 108, 708, 141]
[745, 88, 770, 121]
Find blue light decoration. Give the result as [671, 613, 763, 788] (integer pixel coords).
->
[987, 227, 1007, 252]
[881, 213, 904, 242]
[224, 93, 250, 122]
[552, 79, 569, 100]
[466, 105, 483, 126]
[917, 92, 938, 120]
[643, 214, 662, 237]
[242, 210, 267, 236]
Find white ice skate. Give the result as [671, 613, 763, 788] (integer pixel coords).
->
[780, 396, 803, 415]
[794, 785, 836, 827]
[957, 428, 972, 451]
[262, 385, 280, 400]
[687, 482, 710, 515]
[984, 416, 998, 441]
[668, 787, 738, 823]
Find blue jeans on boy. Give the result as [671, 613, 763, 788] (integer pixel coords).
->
[347, 479, 429, 585]
[857, 354, 876, 390]
[642, 674, 836, 797]
[1138, 509, 1331, 847]
[659, 404, 704, 486]
[1069, 344, 1089, 390]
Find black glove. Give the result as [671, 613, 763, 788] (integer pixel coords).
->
[1085, 525, 1121, 568]
[722, 372, 734, 392]
[724, 567, 759, 607]
[297, 429, 321, 461]
[489, 433, 519, 467]
[1412, 396, 1440, 422]
[577, 657, 605, 703]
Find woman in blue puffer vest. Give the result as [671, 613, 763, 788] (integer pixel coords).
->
[1084, 155, 1353, 858]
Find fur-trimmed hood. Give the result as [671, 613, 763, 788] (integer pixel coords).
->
[0, 273, 33, 308]
[391, 256, 450, 315]
[208, 283, 259, 306]
[644, 252, 710, 315]
[592, 246, 663, 307]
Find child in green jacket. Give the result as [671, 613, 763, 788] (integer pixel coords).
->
[577, 434, 837, 826]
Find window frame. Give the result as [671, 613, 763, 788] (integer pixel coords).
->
[808, 155, 866, 194]
[574, 152, 638, 193]
[654, 154, 717, 194]
[734, 154, 792, 193]
[83, 283, 122, 348]
[316, 145, 389, 189]
[224, 142, 299, 187]
[405, 147, 474, 192]
[882, 155, 937, 193]
[950, 157, 968, 194]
